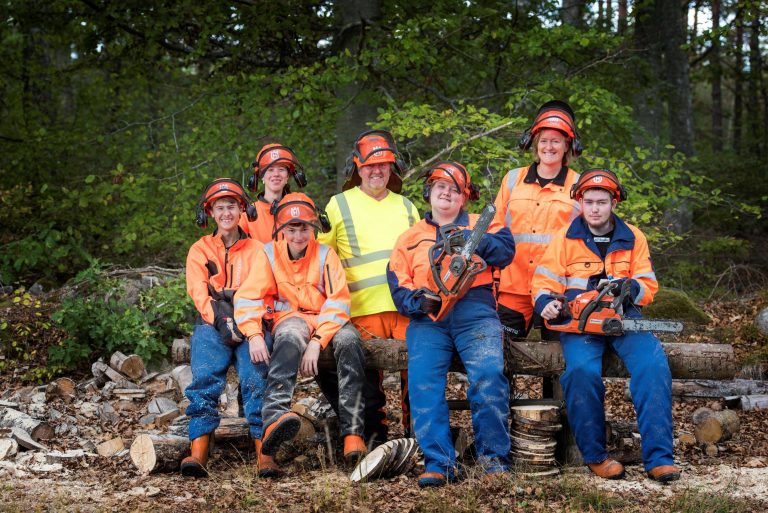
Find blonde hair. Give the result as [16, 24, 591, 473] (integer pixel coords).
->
[530, 130, 574, 167]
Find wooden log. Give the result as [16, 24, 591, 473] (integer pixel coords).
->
[92, 361, 129, 384]
[172, 339, 191, 364]
[97, 437, 126, 457]
[732, 394, 768, 411]
[45, 377, 77, 403]
[0, 438, 19, 460]
[109, 351, 145, 380]
[130, 434, 189, 474]
[628, 379, 768, 401]
[170, 365, 193, 398]
[318, 338, 736, 379]
[0, 407, 54, 440]
[693, 407, 740, 444]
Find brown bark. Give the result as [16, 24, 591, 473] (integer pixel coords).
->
[605, 0, 613, 31]
[130, 434, 189, 474]
[319, 339, 737, 380]
[45, 377, 77, 403]
[109, 351, 145, 380]
[617, 0, 627, 34]
[692, 407, 740, 444]
[747, 11, 763, 157]
[172, 338, 191, 364]
[733, 8, 744, 152]
[632, 0, 663, 148]
[711, 0, 723, 152]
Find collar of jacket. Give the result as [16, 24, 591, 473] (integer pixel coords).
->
[281, 237, 317, 262]
[566, 214, 635, 255]
[424, 209, 470, 230]
[211, 226, 250, 248]
[523, 162, 569, 186]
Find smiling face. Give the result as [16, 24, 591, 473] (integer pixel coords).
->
[358, 162, 391, 199]
[262, 164, 290, 196]
[535, 128, 568, 167]
[429, 178, 466, 222]
[210, 196, 243, 234]
[579, 188, 616, 234]
[283, 222, 312, 258]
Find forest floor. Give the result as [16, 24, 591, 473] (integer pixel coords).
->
[0, 295, 767, 512]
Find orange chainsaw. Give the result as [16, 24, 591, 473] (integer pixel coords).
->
[544, 279, 683, 335]
[425, 204, 496, 322]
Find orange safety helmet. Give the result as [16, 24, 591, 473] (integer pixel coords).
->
[248, 143, 307, 192]
[195, 178, 257, 228]
[420, 161, 480, 202]
[519, 100, 583, 156]
[272, 192, 331, 238]
[570, 168, 627, 202]
[342, 130, 406, 193]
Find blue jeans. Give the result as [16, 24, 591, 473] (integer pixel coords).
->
[559, 331, 674, 471]
[407, 298, 510, 477]
[185, 324, 272, 440]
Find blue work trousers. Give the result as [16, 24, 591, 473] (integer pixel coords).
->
[185, 323, 272, 441]
[407, 299, 510, 477]
[559, 330, 674, 471]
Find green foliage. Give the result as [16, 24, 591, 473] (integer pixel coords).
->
[643, 288, 711, 324]
[49, 265, 193, 371]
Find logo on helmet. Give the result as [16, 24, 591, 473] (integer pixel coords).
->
[270, 149, 280, 161]
[290, 206, 300, 217]
[592, 176, 604, 184]
[219, 183, 230, 191]
[372, 145, 383, 157]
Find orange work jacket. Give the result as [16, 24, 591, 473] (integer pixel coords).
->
[239, 196, 279, 244]
[491, 163, 581, 303]
[387, 210, 515, 318]
[234, 238, 351, 349]
[531, 215, 659, 315]
[185, 228, 264, 324]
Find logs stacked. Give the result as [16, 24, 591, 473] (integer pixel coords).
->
[509, 404, 562, 477]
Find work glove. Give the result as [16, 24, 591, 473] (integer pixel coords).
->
[213, 300, 244, 346]
[609, 278, 637, 309]
[418, 289, 442, 316]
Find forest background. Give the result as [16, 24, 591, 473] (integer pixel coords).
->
[1, 0, 767, 375]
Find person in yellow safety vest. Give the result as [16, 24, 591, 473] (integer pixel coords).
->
[318, 130, 417, 444]
[239, 143, 308, 243]
[492, 100, 583, 341]
[234, 193, 367, 476]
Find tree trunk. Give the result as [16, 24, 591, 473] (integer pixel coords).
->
[130, 434, 189, 474]
[561, 0, 585, 27]
[711, 0, 723, 152]
[691, 0, 700, 49]
[733, 8, 744, 153]
[617, 0, 628, 34]
[747, 11, 763, 157]
[632, 0, 663, 149]
[333, 0, 382, 190]
[319, 339, 737, 379]
[597, 0, 604, 29]
[605, 0, 613, 31]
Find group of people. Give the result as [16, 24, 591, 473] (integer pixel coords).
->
[181, 100, 681, 487]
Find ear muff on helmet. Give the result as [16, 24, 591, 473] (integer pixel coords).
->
[570, 168, 627, 202]
[343, 130, 406, 193]
[195, 178, 257, 228]
[518, 100, 583, 157]
[249, 144, 306, 193]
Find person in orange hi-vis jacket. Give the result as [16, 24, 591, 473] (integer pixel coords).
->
[234, 192, 367, 475]
[239, 143, 308, 243]
[492, 100, 583, 341]
[387, 162, 515, 488]
[181, 178, 273, 478]
[532, 169, 680, 484]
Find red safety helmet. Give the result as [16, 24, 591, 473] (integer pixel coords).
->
[519, 100, 583, 156]
[421, 161, 480, 202]
[272, 192, 331, 238]
[343, 130, 406, 193]
[570, 169, 627, 202]
[195, 178, 257, 228]
[248, 143, 307, 192]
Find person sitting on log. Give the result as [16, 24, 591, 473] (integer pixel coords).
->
[386, 162, 515, 487]
[181, 178, 272, 478]
[234, 192, 368, 477]
[532, 169, 681, 483]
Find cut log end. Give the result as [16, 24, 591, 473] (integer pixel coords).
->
[693, 407, 740, 444]
[130, 434, 158, 474]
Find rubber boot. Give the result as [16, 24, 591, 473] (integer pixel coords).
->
[180, 434, 210, 477]
[343, 434, 367, 464]
[255, 439, 280, 479]
[262, 412, 301, 456]
[587, 458, 625, 480]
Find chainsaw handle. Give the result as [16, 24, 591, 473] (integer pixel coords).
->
[551, 294, 571, 322]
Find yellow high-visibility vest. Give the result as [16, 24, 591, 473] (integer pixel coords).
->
[319, 187, 417, 318]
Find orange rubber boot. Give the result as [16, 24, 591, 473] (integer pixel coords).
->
[180, 434, 210, 477]
[587, 458, 625, 480]
[255, 439, 280, 478]
[343, 434, 367, 463]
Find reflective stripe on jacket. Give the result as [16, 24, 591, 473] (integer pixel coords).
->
[531, 214, 659, 315]
[185, 229, 263, 325]
[387, 210, 515, 318]
[234, 238, 351, 348]
[318, 187, 417, 318]
[491, 164, 581, 300]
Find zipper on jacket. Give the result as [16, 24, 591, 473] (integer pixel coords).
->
[325, 264, 334, 295]
[224, 247, 231, 289]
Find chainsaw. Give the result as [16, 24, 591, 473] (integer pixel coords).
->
[425, 204, 496, 322]
[544, 279, 683, 336]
